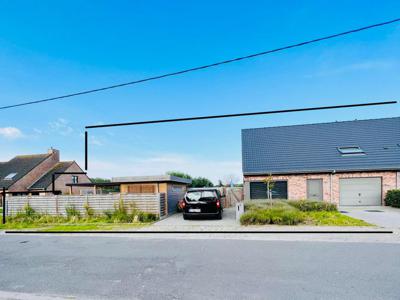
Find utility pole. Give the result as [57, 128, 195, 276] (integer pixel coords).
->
[2, 187, 6, 224]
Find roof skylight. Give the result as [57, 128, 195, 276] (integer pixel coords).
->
[4, 172, 17, 180]
[337, 146, 365, 156]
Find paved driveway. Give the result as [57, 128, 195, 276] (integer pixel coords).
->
[148, 206, 238, 231]
[341, 206, 400, 230]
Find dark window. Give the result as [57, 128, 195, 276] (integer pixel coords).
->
[250, 181, 288, 200]
[271, 181, 288, 199]
[72, 176, 79, 184]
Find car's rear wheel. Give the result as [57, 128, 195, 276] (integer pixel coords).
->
[183, 214, 189, 220]
[216, 211, 222, 220]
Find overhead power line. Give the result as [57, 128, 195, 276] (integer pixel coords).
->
[2, 18, 400, 111]
[85, 101, 397, 129]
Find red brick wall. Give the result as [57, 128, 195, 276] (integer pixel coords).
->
[244, 171, 398, 205]
[47, 162, 92, 195]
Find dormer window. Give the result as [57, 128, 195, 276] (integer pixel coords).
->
[4, 172, 17, 180]
[337, 146, 365, 156]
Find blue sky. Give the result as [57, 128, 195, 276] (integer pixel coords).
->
[0, 0, 399, 183]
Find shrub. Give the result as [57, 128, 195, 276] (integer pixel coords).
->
[137, 212, 158, 222]
[65, 205, 80, 218]
[103, 210, 113, 220]
[83, 201, 95, 218]
[287, 200, 337, 212]
[23, 202, 36, 217]
[385, 190, 400, 207]
[244, 200, 289, 211]
[112, 199, 132, 222]
[240, 207, 304, 225]
[12, 203, 37, 223]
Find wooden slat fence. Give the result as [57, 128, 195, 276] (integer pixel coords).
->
[6, 193, 166, 218]
[224, 187, 243, 207]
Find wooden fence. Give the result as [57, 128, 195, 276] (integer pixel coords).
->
[224, 187, 243, 207]
[5, 193, 166, 218]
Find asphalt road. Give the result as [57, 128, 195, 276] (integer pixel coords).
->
[0, 235, 399, 300]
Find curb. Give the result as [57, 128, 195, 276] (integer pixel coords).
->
[4, 230, 394, 234]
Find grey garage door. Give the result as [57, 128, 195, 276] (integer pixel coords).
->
[339, 178, 382, 206]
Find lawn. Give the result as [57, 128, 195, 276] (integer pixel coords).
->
[0, 202, 155, 232]
[0, 221, 148, 232]
[241, 200, 373, 226]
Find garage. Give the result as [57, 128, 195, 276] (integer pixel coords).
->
[339, 178, 382, 206]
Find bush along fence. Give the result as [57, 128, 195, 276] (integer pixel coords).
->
[385, 189, 400, 208]
[4, 193, 166, 219]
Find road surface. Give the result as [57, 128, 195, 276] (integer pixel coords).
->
[0, 234, 399, 299]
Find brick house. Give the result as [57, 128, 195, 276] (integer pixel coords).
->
[242, 117, 400, 206]
[0, 148, 91, 195]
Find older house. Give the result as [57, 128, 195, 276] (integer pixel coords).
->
[242, 117, 400, 205]
[0, 148, 91, 195]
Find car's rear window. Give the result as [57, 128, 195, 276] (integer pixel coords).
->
[186, 191, 216, 201]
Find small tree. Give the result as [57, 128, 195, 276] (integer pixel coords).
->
[263, 174, 275, 201]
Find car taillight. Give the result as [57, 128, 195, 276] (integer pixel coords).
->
[181, 200, 186, 208]
[216, 200, 220, 208]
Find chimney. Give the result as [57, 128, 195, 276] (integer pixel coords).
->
[48, 147, 60, 162]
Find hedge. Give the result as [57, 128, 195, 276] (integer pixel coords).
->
[240, 207, 304, 225]
[287, 200, 337, 212]
[385, 190, 400, 208]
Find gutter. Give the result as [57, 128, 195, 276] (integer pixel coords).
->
[243, 167, 400, 176]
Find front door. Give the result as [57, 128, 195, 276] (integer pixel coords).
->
[307, 179, 323, 201]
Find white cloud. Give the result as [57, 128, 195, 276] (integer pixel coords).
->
[0, 127, 23, 139]
[89, 135, 104, 146]
[88, 153, 242, 184]
[49, 118, 74, 136]
[305, 60, 397, 78]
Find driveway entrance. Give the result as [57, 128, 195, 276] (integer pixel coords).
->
[150, 206, 237, 230]
[341, 206, 400, 229]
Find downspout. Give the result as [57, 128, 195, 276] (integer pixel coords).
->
[330, 170, 336, 203]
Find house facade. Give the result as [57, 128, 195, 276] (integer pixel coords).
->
[242, 117, 400, 206]
[0, 148, 91, 195]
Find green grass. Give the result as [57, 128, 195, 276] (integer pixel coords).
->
[0, 202, 156, 232]
[1, 220, 150, 232]
[39, 222, 147, 232]
[241, 200, 373, 226]
[303, 211, 372, 226]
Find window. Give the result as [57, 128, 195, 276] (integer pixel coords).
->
[72, 175, 79, 184]
[250, 181, 288, 200]
[185, 191, 217, 201]
[337, 146, 365, 156]
[4, 172, 17, 180]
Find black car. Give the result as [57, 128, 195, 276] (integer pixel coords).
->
[181, 189, 223, 220]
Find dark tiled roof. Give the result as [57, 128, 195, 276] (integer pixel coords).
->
[0, 154, 50, 189]
[242, 117, 400, 175]
[29, 161, 74, 190]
